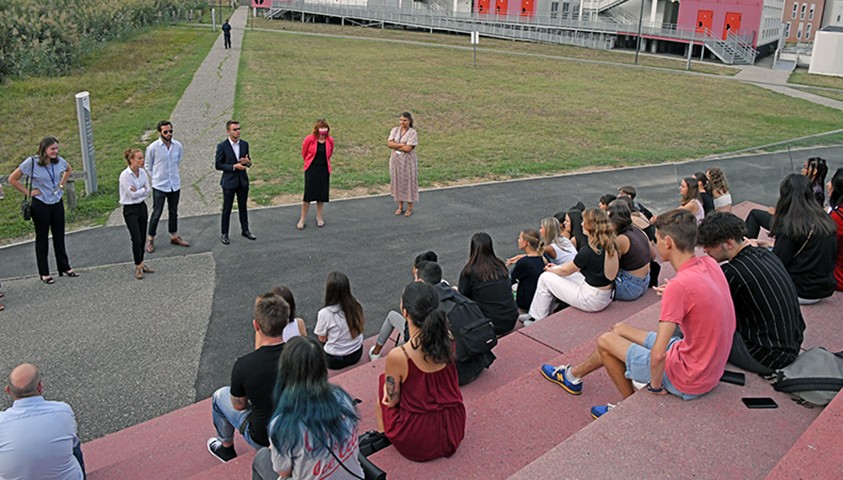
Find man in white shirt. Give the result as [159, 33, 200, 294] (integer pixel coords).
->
[145, 120, 190, 253]
[0, 363, 85, 480]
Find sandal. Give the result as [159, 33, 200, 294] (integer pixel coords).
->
[296, 221, 305, 230]
[0, 304, 4, 311]
[317, 219, 325, 228]
[41, 276, 55, 285]
[404, 210, 413, 217]
[394, 208, 403, 216]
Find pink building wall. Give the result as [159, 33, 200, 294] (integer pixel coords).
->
[677, 0, 764, 45]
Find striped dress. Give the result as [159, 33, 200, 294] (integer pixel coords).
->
[388, 126, 419, 203]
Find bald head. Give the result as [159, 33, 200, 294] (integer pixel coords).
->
[6, 363, 42, 399]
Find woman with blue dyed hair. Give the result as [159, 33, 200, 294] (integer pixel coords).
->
[251, 336, 363, 479]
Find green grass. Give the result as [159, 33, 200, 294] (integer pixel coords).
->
[236, 28, 843, 205]
[789, 70, 843, 89]
[252, 19, 739, 76]
[0, 27, 216, 239]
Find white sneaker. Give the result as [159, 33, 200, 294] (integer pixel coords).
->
[632, 380, 647, 391]
[368, 345, 381, 361]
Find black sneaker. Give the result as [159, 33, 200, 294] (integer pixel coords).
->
[207, 438, 237, 462]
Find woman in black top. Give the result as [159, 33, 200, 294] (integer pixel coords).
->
[608, 201, 653, 301]
[694, 172, 715, 216]
[459, 232, 519, 335]
[297, 119, 333, 229]
[769, 174, 837, 303]
[507, 228, 547, 312]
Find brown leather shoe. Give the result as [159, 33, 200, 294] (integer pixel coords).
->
[135, 265, 144, 280]
[146, 237, 154, 253]
[141, 264, 155, 274]
[170, 236, 190, 247]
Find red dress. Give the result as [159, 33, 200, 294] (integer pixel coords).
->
[378, 348, 466, 462]
[831, 204, 843, 290]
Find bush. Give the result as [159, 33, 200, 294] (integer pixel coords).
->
[1, 0, 207, 81]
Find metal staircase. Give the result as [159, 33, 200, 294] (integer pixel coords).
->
[700, 29, 757, 65]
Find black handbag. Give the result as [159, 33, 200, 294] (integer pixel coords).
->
[322, 433, 388, 480]
[21, 157, 35, 221]
[358, 430, 391, 457]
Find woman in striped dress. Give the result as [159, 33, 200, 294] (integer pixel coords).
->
[387, 112, 419, 217]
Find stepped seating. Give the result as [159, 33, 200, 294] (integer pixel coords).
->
[81, 201, 841, 479]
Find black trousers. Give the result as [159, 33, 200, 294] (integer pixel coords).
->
[728, 331, 775, 375]
[123, 203, 148, 265]
[31, 198, 71, 276]
[325, 346, 363, 370]
[746, 209, 773, 239]
[224, 33, 231, 49]
[221, 186, 249, 235]
[147, 188, 179, 237]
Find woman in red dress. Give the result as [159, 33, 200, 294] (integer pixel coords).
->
[376, 282, 466, 462]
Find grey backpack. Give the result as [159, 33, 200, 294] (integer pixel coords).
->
[772, 348, 843, 407]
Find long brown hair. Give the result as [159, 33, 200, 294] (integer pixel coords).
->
[461, 232, 508, 282]
[324, 272, 364, 337]
[583, 208, 618, 256]
[680, 177, 702, 206]
[36, 137, 59, 166]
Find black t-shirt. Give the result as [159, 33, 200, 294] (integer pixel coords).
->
[510, 256, 545, 310]
[230, 343, 284, 447]
[773, 231, 837, 300]
[573, 245, 613, 288]
[723, 247, 804, 369]
[700, 192, 715, 216]
[459, 272, 518, 335]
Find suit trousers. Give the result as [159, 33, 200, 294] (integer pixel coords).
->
[123, 203, 148, 265]
[221, 186, 249, 235]
[31, 198, 71, 276]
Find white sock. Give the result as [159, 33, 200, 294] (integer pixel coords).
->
[564, 367, 582, 384]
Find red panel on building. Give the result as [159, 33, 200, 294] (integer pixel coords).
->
[495, 0, 508, 15]
[477, 0, 491, 14]
[520, 0, 535, 16]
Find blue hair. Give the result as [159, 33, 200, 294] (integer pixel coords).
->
[268, 336, 360, 454]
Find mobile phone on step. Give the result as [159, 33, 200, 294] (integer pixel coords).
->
[741, 397, 778, 409]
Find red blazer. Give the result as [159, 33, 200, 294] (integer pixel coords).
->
[302, 135, 334, 173]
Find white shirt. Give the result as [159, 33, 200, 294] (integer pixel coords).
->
[144, 137, 183, 192]
[229, 138, 240, 160]
[315, 304, 363, 356]
[119, 167, 150, 205]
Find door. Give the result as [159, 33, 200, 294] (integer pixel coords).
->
[696, 10, 713, 33]
[723, 12, 741, 39]
[477, 0, 490, 14]
[520, 0, 535, 16]
[495, 0, 508, 15]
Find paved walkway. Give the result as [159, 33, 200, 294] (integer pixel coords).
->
[733, 65, 843, 111]
[105, 6, 249, 226]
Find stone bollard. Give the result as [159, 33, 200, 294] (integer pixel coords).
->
[65, 179, 77, 211]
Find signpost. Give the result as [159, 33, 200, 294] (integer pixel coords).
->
[471, 31, 480, 68]
[75, 92, 98, 194]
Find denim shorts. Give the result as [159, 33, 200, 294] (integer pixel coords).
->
[613, 269, 649, 301]
[625, 332, 700, 400]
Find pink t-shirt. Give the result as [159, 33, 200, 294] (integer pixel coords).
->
[661, 256, 736, 395]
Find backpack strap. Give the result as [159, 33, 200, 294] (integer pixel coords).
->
[774, 377, 843, 393]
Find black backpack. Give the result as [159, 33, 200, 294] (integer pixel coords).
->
[435, 285, 497, 385]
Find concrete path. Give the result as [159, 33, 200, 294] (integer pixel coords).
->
[734, 65, 843, 111]
[105, 6, 249, 226]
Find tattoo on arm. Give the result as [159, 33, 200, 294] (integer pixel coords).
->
[386, 376, 397, 399]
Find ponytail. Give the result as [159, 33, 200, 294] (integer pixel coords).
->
[402, 282, 454, 365]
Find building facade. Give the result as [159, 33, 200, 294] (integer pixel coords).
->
[782, 0, 825, 43]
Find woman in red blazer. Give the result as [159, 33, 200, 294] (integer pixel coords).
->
[297, 119, 334, 229]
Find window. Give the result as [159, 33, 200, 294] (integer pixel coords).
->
[551, 1, 558, 18]
[806, 23, 812, 38]
[797, 22, 803, 38]
[562, 2, 570, 16]
[809, 4, 815, 20]
[785, 22, 791, 37]
[792, 3, 798, 18]
[800, 3, 806, 19]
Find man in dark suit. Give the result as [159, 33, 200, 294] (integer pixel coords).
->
[215, 120, 255, 244]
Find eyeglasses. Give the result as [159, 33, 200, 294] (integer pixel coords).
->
[162, 130, 173, 134]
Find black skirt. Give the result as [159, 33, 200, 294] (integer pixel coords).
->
[304, 142, 330, 202]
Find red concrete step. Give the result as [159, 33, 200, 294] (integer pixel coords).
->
[799, 291, 843, 351]
[765, 391, 843, 480]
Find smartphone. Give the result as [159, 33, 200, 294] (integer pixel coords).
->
[742, 397, 778, 409]
[721, 370, 746, 386]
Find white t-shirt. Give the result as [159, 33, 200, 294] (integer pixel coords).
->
[550, 237, 578, 265]
[315, 305, 363, 356]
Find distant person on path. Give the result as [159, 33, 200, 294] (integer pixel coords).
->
[119, 148, 154, 280]
[8, 137, 79, 284]
[376, 282, 466, 462]
[316, 272, 365, 370]
[828, 168, 843, 290]
[145, 120, 189, 253]
[207, 292, 289, 462]
[698, 212, 804, 374]
[0, 363, 85, 480]
[539, 210, 735, 419]
[251, 336, 364, 480]
[387, 112, 419, 217]
[215, 120, 255, 245]
[297, 119, 333, 230]
[222, 20, 232, 49]
[706, 167, 732, 212]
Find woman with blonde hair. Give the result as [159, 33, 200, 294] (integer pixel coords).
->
[527, 209, 619, 322]
[508, 228, 547, 312]
[507, 217, 576, 267]
[119, 148, 154, 279]
[706, 167, 732, 212]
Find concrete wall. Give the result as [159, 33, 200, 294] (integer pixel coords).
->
[809, 30, 843, 75]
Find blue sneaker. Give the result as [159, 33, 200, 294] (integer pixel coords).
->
[590, 404, 616, 419]
[539, 364, 582, 395]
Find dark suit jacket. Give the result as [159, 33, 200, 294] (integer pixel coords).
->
[215, 139, 250, 190]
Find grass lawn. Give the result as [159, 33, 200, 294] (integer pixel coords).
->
[252, 18, 739, 76]
[236, 27, 843, 205]
[0, 27, 216, 240]
[789, 70, 843, 89]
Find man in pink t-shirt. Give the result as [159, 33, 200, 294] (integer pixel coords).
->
[539, 209, 735, 418]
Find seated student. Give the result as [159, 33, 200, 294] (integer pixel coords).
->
[769, 174, 837, 304]
[269, 285, 306, 342]
[370, 251, 438, 360]
[252, 336, 363, 480]
[506, 228, 546, 312]
[208, 293, 290, 461]
[617, 185, 654, 220]
[528, 208, 619, 322]
[698, 212, 804, 374]
[377, 282, 466, 462]
[459, 232, 519, 335]
[511, 218, 576, 267]
[678, 176, 704, 224]
[539, 209, 735, 418]
[598, 194, 617, 211]
[555, 209, 588, 252]
[829, 168, 843, 290]
[316, 271, 365, 369]
[614, 196, 660, 287]
[706, 167, 732, 213]
[608, 200, 653, 301]
[694, 172, 715, 216]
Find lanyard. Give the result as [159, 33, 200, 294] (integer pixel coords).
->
[395, 127, 409, 143]
[46, 163, 58, 192]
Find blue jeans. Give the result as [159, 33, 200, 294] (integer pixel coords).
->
[614, 269, 649, 301]
[211, 386, 260, 449]
[624, 332, 700, 401]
